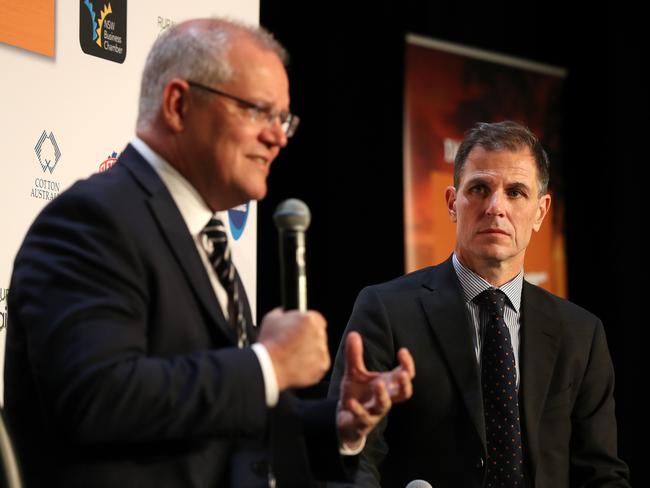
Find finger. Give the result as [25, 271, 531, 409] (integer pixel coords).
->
[346, 397, 372, 431]
[262, 306, 285, 323]
[394, 370, 413, 402]
[367, 379, 391, 416]
[382, 368, 412, 402]
[345, 331, 372, 379]
[306, 310, 327, 330]
[397, 347, 416, 378]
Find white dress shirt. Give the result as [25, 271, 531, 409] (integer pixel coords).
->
[130, 137, 279, 407]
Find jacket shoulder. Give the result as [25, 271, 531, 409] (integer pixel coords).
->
[361, 263, 442, 295]
[523, 281, 602, 328]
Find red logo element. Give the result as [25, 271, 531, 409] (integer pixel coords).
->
[99, 151, 118, 172]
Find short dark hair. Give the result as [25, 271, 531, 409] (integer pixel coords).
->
[453, 121, 550, 196]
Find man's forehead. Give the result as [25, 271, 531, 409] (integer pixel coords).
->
[466, 146, 535, 170]
[226, 39, 286, 79]
[460, 146, 539, 184]
[224, 40, 290, 106]
[467, 144, 533, 160]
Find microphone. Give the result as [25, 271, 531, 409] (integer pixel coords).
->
[273, 198, 311, 312]
[405, 481, 432, 488]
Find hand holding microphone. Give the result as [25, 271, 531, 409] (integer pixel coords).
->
[258, 307, 329, 390]
[260, 199, 416, 449]
[259, 199, 330, 390]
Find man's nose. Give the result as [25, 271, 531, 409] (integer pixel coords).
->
[485, 191, 505, 216]
[260, 119, 288, 148]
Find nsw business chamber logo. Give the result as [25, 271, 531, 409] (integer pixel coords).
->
[99, 151, 119, 172]
[79, 0, 127, 63]
[31, 130, 62, 201]
[1, 287, 8, 331]
[228, 202, 250, 241]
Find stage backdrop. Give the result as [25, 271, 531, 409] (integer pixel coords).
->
[0, 1, 260, 400]
[404, 34, 567, 295]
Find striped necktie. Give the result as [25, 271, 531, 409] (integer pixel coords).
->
[201, 217, 248, 348]
[476, 288, 524, 487]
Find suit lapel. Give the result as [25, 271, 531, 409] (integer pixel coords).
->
[418, 259, 486, 449]
[118, 145, 237, 344]
[520, 282, 562, 480]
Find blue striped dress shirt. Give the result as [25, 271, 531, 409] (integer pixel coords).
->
[451, 253, 523, 386]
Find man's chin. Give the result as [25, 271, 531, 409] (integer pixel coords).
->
[242, 184, 267, 203]
[473, 245, 514, 263]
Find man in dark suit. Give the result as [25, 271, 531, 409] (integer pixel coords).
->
[329, 121, 631, 487]
[3, 18, 414, 488]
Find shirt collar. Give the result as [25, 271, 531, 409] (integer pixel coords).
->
[130, 137, 218, 235]
[452, 253, 523, 313]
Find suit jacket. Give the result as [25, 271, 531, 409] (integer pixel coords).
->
[328, 258, 630, 488]
[4, 145, 350, 488]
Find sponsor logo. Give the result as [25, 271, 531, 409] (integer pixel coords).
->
[1, 287, 8, 331]
[443, 138, 461, 164]
[228, 202, 250, 241]
[34, 130, 61, 174]
[31, 130, 62, 201]
[99, 151, 119, 172]
[79, 0, 127, 63]
[157, 16, 176, 36]
[524, 271, 549, 286]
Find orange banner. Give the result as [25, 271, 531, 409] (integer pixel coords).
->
[0, 0, 55, 57]
[404, 35, 567, 296]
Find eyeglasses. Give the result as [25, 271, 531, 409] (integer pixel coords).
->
[187, 80, 300, 138]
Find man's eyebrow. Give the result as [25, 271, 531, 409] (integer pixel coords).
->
[463, 177, 532, 192]
[506, 182, 533, 192]
[464, 176, 490, 186]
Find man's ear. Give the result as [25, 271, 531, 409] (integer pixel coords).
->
[445, 186, 458, 222]
[533, 193, 552, 232]
[161, 79, 190, 133]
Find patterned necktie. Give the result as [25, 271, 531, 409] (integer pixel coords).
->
[201, 217, 248, 348]
[476, 288, 524, 487]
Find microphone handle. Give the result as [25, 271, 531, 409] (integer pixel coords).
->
[278, 229, 307, 311]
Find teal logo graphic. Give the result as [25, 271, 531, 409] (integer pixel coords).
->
[228, 202, 250, 241]
[80, 0, 127, 63]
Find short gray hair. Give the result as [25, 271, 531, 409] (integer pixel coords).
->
[136, 18, 288, 130]
[454, 121, 550, 196]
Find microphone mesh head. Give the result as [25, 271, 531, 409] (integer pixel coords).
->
[273, 198, 311, 231]
[405, 480, 433, 488]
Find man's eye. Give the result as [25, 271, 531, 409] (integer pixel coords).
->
[507, 189, 525, 198]
[246, 106, 264, 120]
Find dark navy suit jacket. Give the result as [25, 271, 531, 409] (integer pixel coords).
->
[329, 258, 630, 488]
[4, 145, 349, 487]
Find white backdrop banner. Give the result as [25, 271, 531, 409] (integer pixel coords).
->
[0, 0, 260, 400]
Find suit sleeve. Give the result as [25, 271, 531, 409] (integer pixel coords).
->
[569, 320, 631, 487]
[327, 286, 396, 488]
[6, 188, 268, 445]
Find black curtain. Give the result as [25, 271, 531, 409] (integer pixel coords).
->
[258, 2, 646, 480]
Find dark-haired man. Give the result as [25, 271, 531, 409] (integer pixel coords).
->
[329, 121, 630, 487]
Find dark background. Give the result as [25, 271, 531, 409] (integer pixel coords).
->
[258, 2, 646, 480]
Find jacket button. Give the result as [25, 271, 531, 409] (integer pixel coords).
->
[476, 457, 485, 469]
